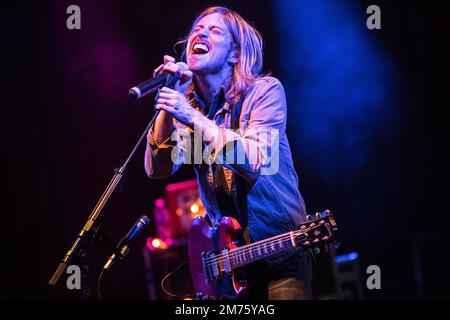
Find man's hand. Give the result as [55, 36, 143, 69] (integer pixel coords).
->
[156, 87, 201, 128]
[151, 55, 194, 145]
[153, 55, 192, 93]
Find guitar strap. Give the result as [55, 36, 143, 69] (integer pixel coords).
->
[211, 99, 248, 230]
[229, 100, 249, 230]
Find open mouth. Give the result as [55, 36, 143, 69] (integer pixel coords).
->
[191, 41, 210, 55]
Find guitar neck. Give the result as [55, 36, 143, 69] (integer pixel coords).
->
[228, 231, 304, 269]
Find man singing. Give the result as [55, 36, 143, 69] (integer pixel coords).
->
[145, 6, 312, 300]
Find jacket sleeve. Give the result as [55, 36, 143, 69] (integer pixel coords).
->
[144, 120, 183, 179]
[197, 77, 286, 183]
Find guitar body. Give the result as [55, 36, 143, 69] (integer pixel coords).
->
[188, 216, 248, 300]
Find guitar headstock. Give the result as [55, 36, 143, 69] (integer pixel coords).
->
[295, 209, 338, 252]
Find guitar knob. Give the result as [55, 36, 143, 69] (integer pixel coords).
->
[313, 247, 321, 255]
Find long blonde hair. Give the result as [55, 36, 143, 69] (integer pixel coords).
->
[180, 6, 264, 105]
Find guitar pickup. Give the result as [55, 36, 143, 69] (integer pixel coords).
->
[202, 251, 220, 281]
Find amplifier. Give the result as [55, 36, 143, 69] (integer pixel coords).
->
[154, 179, 206, 239]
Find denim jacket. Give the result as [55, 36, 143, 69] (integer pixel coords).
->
[144, 76, 307, 268]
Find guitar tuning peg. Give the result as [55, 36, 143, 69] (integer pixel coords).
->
[306, 215, 312, 221]
[315, 212, 321, 219]
[323, 209, 331, 216]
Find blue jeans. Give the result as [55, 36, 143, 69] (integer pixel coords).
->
[246, 248, 313, 300]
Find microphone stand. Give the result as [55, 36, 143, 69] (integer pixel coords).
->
[49, 70, 180, 296]
[49, 110, 161, 289]
[73, 226, 118, 300]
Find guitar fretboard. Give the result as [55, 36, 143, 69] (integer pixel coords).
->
[227, 232, 303, 269]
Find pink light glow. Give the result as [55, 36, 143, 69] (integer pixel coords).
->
[155, 198, 165, 208]
[164, 179, 198, 192]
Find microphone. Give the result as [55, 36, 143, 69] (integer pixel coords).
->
[102, 215, 150, 271]
[128, 62, 189, 99]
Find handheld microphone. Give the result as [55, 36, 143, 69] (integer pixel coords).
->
[102, 215, 150, 271]
[128, 62, 189, 99]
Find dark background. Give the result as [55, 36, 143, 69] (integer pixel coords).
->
[2, 0, 449, 299]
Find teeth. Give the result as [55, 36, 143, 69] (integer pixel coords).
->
[193, 43, 209, 53]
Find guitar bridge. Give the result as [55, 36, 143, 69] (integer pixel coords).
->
[202, 251, 219, 281]
[202, 248, 232, 281]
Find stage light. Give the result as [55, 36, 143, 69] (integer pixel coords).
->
[190, 204, 199, 214]
[152, 238, 161, 248]
[146, 237, 169, 251]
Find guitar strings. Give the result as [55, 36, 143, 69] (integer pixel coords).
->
[202, 223, 320, 267]
[203, 227, 311, 264]
[203, 230, 305, 268]
[205, 235, 290, 262]
[202, 228, 314, 268]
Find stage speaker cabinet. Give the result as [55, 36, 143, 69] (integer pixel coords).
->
[142, 239, 194, 300]
[413, 231, 450, 299]
[313, 245, 364, 300]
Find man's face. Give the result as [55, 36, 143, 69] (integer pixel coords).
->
[186, 13, 235, 74]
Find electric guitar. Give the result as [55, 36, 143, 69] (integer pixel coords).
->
[188, 209, 338, 300]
